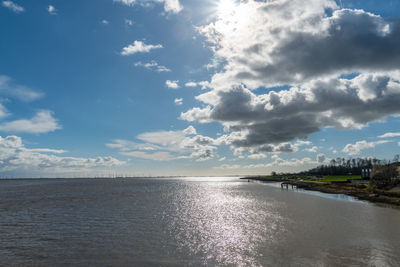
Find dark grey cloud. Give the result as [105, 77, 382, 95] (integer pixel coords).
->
[182, 0, 400, 155]
[248, 9, 400, 85]
[201, 0, 400, 89]
[182, 72, 400, 148]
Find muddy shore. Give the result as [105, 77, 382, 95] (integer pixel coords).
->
[243, 177, 400, 206]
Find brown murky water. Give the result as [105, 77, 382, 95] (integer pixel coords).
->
[0, 177, 399, 266]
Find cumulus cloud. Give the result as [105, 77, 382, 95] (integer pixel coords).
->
[2, 1, 24, 13]
[378, 132, 400, 138]
[200, 0, 400, 90]
[342, 140, 390, 156]
[166, 80, 179, 89]
[174, 98, 183, 105]
[228, 141, 298, 158]
[177, 0, 400, 158]
[184, 81, 210, 90]
[185, 82, 197, 87]
[0, 135, 124, 175]
[182, 72, 400, 151]
[0, 110, 61, 134]
[0, 75, 43, 102]
[114, 0, 182, 14]
[101, 19, 109, 25]
[47, 5, 57, 15]
[162, 0, 182, 13]
[182, 125, 196, 135]
[134, 61, 171, 72]
[121, 41, 162, 56]
[107, 126, 216, 161]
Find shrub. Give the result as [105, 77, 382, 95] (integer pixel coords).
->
[370, 165, 399, 189]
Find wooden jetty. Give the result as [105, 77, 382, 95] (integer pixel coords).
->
[281, 181, 297, 189]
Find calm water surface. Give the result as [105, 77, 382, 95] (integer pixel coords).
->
[0, 177, 399, 266]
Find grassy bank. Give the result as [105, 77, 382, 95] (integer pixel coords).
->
[244, 175, 400, 206]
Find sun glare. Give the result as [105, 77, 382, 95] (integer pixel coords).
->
[217, 0, 237, 18]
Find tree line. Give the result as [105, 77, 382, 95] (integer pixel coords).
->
[300, 155, 400, 176]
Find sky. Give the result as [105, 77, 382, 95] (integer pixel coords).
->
[1, 0, 400, 177]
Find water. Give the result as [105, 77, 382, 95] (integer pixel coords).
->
[0, 177, 399, 266]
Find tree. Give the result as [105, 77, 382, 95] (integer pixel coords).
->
[370, 164, 399, 189]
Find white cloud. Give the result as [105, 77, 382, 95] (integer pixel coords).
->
[182, 72, 400, 151]
[0, 103, 9, 119]
[214, 164, 241, 170]
[125, 19, 133, 26]
[2, 1, 24, 13]
[0, 75, 43, 102]
[200, 0, 400, 90]
[248, 153, 267, 159]
[296, 140, 312, 146]
[252, 155, 317, 168]
[137, 128, 187, 147]
[185, 82, 197, 87]
[174, 98, 183, 105]
[121, 41, 162, 56]
[47, 5, 57, 15]
[107, 126, 216, 162]
[184, 81, 210, 90]
[134, 61, 171, 72]
[398, 142, 400, 147]
[304, 146, 318, 153]
[121, 151, 176, 161]
[228, 141, 298, 157]
[215, 155, 318, 170]
[342, 140, 390, 156]
[163, 0, 182, 13]
[114, 0, 182, 14]
[0, 110, 61, 134]
[182, 125, 196, 135]
[166, 80, 179, 89]
[106, 139, 161, 151]
[114, 0, 135, 4]
[0, 135, 124, 175]
[29, 148, 67, 154]
[102, 19, 109, 25]
[378, 132, 400, 138]
[179, 0, 400, 156]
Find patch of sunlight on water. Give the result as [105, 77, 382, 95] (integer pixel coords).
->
[165, 181, 283, 266]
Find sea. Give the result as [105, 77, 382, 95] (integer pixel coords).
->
[0, 177, 399, 266]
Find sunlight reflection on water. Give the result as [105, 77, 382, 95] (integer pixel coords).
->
[165, 180, 283, 265]
[0, 177, 399, 266]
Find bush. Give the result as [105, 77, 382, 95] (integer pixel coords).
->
[370, 165, 399, 189]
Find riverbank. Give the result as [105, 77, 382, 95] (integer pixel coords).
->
[243, 177, 400, 206]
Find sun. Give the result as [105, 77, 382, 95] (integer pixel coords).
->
[217, 0, 237, 18]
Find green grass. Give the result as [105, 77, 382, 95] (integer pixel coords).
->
[317, 175, 361, 183]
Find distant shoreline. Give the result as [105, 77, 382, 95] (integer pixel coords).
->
[243, 176, 400, 207]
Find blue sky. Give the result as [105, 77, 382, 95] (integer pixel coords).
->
[1, 0, 400, 177]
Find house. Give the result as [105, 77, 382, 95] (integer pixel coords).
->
[361, 167, 372, 179]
